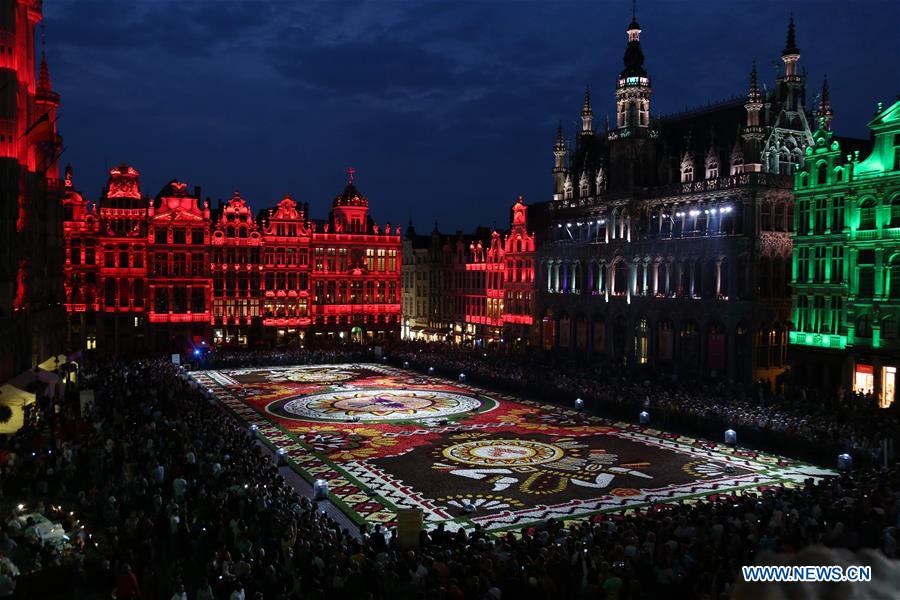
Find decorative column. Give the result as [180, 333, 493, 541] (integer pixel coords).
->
[689, 260, 696, 297]
[641, 260, 649, 296]
[715, 259, 723, 297]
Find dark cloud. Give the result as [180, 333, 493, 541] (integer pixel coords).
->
[42, 0, 899, 230]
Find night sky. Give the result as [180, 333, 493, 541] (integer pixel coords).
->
[44, 0, 898, 232]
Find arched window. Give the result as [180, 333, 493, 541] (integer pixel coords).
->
[681, 153, 694, 183]
[613, 261, 628, 295]
[858, 198, 877, 230]
[889, 255, 900, 299]
[817, 162, 828, 185]
[890, 196, 900, 227]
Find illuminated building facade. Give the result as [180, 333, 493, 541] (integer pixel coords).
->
[402, 224, 486, 343]
[62, 168, 401, 351]
[790, 99, 900, 407]
[0, 0, 66, 379]
[401, 198, 536, 348]
[533, 15, 813, 384]
[465, 197, 536, 347]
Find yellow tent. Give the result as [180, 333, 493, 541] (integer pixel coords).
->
[0, 382, 35, 435]
[0, 357, 62, 435]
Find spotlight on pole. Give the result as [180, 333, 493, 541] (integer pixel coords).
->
[724, 429, 737, 445]
[313, 479, 329, 501]
[639, 411, 649, 425]
[428, 367, 434, 375]
[249, 424, 259, 439]
[574, 398, 584, 411]
[459, 373, 466, 382]
[275, 448, 288, 467]
[837, 453, 852, 471]
[403, 361, 410, 369]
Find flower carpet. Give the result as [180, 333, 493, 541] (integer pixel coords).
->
[192, 363, 833, 533]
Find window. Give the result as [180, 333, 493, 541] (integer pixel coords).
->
[813, 246, 827, 282]
[817, 162, 828, 185]
[173, 229, 186, 244]
[830, 246, 844, 283]
[796, 247, 809, 283]
[191, 288, 205, 313]
[857, 250, 875, 298]
[797, 200, 810, 235]
[891, 197, 900, 227]
[890, 256, 900, 298]
[760, 202, 772, 230]
[155, 228, 167, 244]
[796, 296, 809, 332]
[813, 295, 825, 333]
[858, 199, 877, 230]
[829, 296, 842, 334]
[831, 196, 845, 232]
[856, 314, 872, 338]
[154, 288, 168, 313]
[173, 287, 187, 313]
[894, 133, 900, 170]
[883, 316, 898, 340]
[814, 198, 827, 233]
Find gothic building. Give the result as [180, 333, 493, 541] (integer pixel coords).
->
[62, 167, 401, 353]
[533, 14, 814, 384]
[0, 0, 66, 380]
[790, 99, 900, 407]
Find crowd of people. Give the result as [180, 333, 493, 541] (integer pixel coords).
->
[0, 344, 896, 599]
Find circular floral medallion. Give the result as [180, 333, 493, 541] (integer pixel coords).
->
[277, 367, 358, 383]
[442, 439, 565, 467]
[273, 388, 484, 422]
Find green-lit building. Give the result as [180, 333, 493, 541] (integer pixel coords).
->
[790, 97, 900, 406]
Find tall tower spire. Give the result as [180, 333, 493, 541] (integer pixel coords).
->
[581, 86, 593, 134]
[742, 62, 764, 172]
[553, 122, 568, 199]
[781, 14, 800, 79]
[817, 75, 833, 130]
[615, 6, 651, 130]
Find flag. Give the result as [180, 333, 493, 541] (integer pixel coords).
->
[23, 111, 53, 143]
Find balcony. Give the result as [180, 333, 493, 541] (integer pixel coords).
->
[147, 311, 211, 323]
[789, 331, 846, 349]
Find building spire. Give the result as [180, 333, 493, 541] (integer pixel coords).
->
[782, 13, 799, 57]
[817, 75, 833, 130]
[347, 166, 356, 184]
[747, 61, 761, 102]
[581, 86, 593, 133]
[555, 120, 564, 149]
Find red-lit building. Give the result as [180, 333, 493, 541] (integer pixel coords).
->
[464, 197, 537, 347]
[211, 191, 262, 345]
[0, 0, 67, 379]
[62, 167, 401, 352]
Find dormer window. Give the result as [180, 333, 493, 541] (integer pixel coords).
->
[817, 162, 828, 185]
[706, 156, 719, 180]
[730, 153, 743, 175]
[681, 154, 694, 183]
[579, 172, 589, 198]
